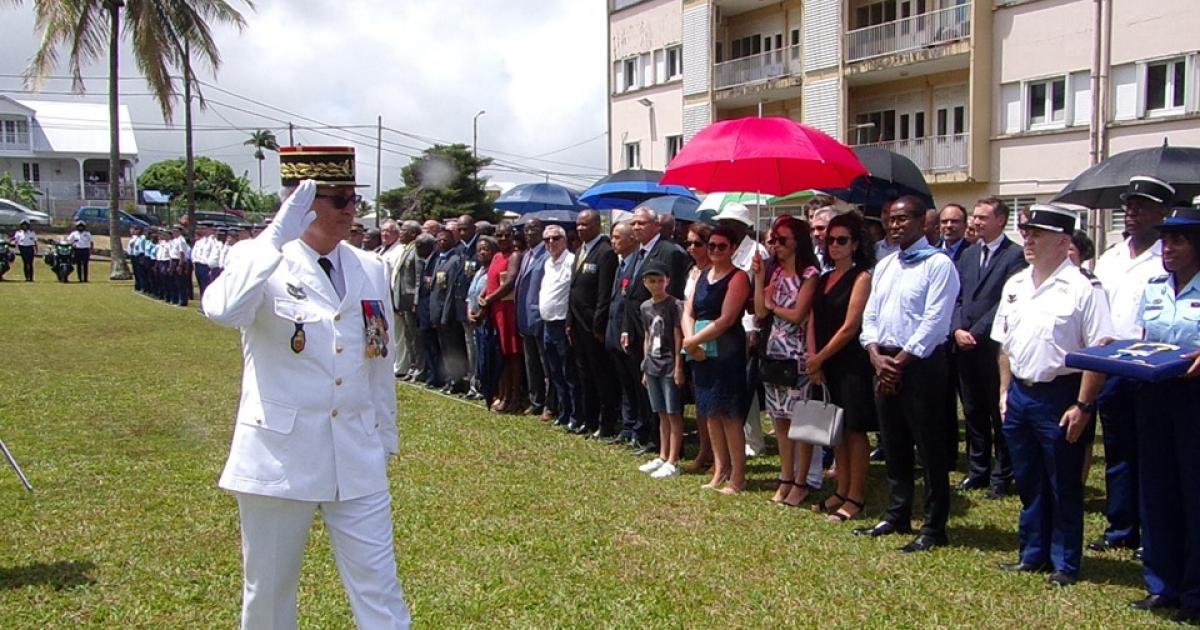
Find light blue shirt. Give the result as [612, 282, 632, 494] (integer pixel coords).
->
[860, 237, 961, 359]
[1137, 273, 1200, 347]
[467, 268, 488, 318]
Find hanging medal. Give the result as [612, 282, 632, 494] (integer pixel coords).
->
[290, 322, 306, 353]
[361, 299, 389, 358]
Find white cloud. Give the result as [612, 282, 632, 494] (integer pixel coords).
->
[0, 0, 608, 195]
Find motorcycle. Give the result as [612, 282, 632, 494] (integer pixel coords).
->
[43, 242, 74, 283]
[0, 242, 13, 281]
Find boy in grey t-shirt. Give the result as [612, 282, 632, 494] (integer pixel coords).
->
[637, 261, 686, 479]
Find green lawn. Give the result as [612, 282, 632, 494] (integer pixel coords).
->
[0, 265, 1173, 628]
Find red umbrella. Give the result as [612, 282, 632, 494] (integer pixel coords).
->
[660, 117, 867, 195]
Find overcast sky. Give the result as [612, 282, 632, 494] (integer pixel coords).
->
[0, 0, 608, 195]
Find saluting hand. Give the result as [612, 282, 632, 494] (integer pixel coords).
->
[1185, 350, 1200, 379]
[261, 180, 317, 251]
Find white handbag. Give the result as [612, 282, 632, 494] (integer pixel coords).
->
[787, 383, 845, 447]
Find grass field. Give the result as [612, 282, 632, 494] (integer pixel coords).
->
[0, 264, 1173, 628]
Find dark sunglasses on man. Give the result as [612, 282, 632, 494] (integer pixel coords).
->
[316, 193, 363, 210]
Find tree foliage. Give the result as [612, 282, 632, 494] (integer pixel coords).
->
[137, 156, 277, 214]
[0, 172, 42, 209]
[378, 143, 495, 221]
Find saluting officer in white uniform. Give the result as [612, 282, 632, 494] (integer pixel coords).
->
[993, 204, 1114, 586]
[202, 146, 410, 630]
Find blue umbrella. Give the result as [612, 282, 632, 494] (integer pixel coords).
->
[579, 169, 697, 210]
[494, 182, 581, 214]
[634, 195, 701, 222]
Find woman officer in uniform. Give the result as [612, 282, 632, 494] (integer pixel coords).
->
[1131, 204, 1200, 623]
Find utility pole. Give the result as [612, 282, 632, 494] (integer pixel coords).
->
[184, 39, 196, 241]
[288, 122, 294, 145]
[375, 114, 382, 227]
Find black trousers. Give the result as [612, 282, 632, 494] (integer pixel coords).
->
[571, 325, 618, 434]
[73, 248, 90, 282]
[876, 346, 952, 538]
[958, 338, 1012, 488]
[436, 322, 468, 386]
[18, 245, 34, 281]
[943, 342, 961, 470]
[521, 331, 555, 415]
[624, 343, 656, 444]
[612, 346, 652, 442]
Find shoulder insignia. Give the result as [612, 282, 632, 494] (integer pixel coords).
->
[1148, 274, 1169, 284]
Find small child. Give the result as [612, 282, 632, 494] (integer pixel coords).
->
[636, 261, 686, 479]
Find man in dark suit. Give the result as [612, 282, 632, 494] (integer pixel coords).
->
[937, 202, 970, 466]
[605, 221, 646, 445]
[568, 210, 619, 438]
[430, 226, 468, 393]
[515, 218, 555, 420]
[622, 207, 691, 451]
[414, 234, 442, 387]
[938, 203, 970, 261]
[952, 197, 1027, 498]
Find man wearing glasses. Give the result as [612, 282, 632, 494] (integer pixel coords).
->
[202, 146, 410, 629]
[539, 224, 582, 429]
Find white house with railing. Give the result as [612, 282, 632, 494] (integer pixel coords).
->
[0, 94, 138, 221]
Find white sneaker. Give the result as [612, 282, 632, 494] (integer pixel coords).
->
[650, 462, 679, 479]
[638, 457, 665, 473]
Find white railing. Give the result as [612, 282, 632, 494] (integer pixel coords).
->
[37, 183, 82, 199]
[714, 44, 803, 90]
[856, 134, 969, 172]
[84, 183, 134, 199]
[846, 3, 971, 63]
[0, 131, 31, 150]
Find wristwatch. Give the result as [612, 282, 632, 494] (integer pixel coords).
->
[1072, 400, 1097, 414]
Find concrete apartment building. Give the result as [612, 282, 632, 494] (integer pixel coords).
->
[608, 0, 1200, 234]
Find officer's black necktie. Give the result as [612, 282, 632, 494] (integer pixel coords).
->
[980, 246, 990, 270]
[318, 256, 334, 280]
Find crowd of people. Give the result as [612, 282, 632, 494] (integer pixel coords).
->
[13, 170, 1200, 621]
[379, 176, 1200, 619]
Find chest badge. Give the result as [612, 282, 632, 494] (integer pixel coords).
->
[1006, 294, 1016, 303]
[290, 323, 306, 354]
[361, 299, 389, 359]
[286, 283, 307, 300]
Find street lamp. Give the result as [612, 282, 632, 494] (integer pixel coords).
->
[473, 109, 486, 158]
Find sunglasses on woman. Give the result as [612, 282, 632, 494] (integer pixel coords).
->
[825, 235, 851, 246]
[706, 241, 730, 252]
[316, 193, 362, 210]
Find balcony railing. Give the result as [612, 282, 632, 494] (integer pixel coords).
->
[84, 183, 134, 200]
[0, 131, 31, 151]
[714, 44, 802, 90]
[36, 183, 82, 199]
[855, 134, 968, 173]
[846, 3, 971, 63]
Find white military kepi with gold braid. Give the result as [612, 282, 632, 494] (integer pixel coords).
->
[278, 146, 369, 187]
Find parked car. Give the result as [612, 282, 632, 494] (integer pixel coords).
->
[129, 212, 162, 226]
[191, 210, 244, 226]
[72, 206, 150, 235]
[0, 198, 52, 227]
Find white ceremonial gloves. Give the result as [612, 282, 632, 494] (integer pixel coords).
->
[261, 179, 317, 251]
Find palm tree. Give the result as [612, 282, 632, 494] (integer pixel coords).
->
[243, 129, 278, 192]
[5, 0, 251, 280]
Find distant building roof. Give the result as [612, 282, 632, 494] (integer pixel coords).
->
[0, 95, 138, 157]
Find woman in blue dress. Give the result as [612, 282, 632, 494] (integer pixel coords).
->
[683, 226, 751, 494]
[1131, 205, 1200, 623]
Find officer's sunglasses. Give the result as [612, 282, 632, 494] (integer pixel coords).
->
[316, 193, 362, 210]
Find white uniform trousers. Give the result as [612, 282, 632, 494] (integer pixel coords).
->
[393, 311, 417, 376]
[236, 491, 411, 630]
[744, 393, 766, 456]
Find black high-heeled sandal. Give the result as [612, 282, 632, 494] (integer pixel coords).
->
[770, 479, 795, 503]
[828, 497, 866, 522]
[812, 493, 847, 514]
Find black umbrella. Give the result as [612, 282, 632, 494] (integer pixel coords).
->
[831, 146, 934, 212]
[1052, 142, 1200, 209]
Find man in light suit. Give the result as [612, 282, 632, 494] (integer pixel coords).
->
[391, 220, 421, 379]
[952, 197, 1026, 498]
[202, 146, 410, 630]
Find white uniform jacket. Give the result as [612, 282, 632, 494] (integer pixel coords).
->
[202, 238, 398, 502]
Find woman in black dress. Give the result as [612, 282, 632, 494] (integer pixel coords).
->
[683, 227, 751, 494]
[806, 212, 877, 521]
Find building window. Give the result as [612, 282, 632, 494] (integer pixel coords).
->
[1, 119, 28, 144]
[666, 135, 683, 163]
[623, 58, 637, 91]
[1000, 196, 1040, 234]
[731, 35, 761, 60]
[1027, 78, 1066, 128]
[21, 163, 40, 183]
[624, 141, 641, 169]
[854, 109, 897, 143]
[666, 46, 682, 80]
[856, 1, 897, 29]
[1146, 58, 1186, 114]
